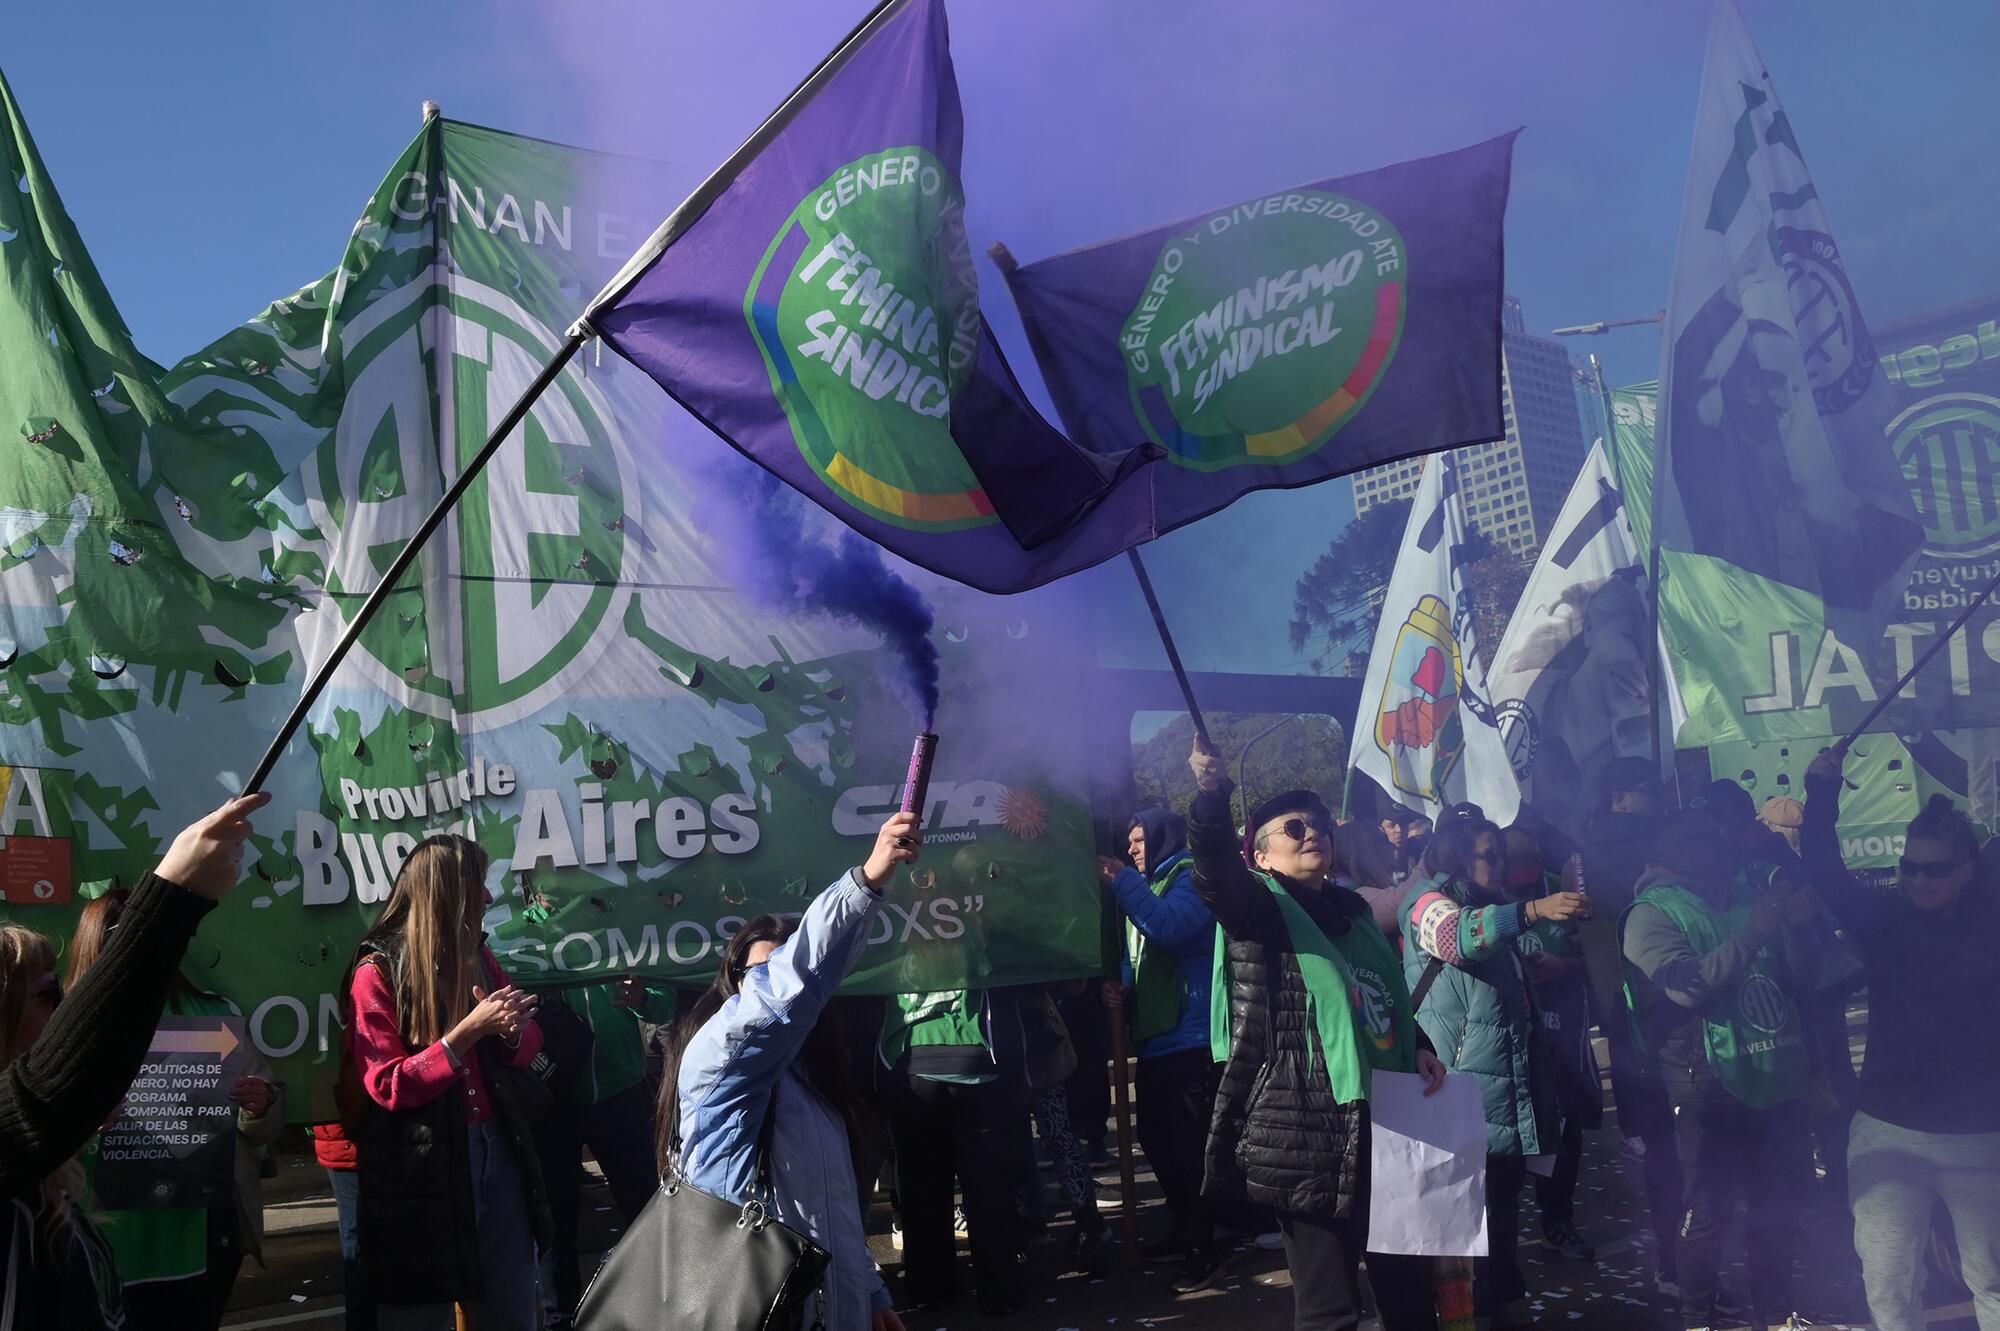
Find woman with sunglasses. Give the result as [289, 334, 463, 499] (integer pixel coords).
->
[1803, 750, 2000, 1331]
[653, 811, 919, 1331]
[1400, 810, 1583, 1331]
[1186, 738, 1445, 1331]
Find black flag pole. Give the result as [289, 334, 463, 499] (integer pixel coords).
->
[1125, 548, 1211, 750]
[1832, 561, 2000, 755]
[241, 330, 587, 796]
[243, 5, 919, 797]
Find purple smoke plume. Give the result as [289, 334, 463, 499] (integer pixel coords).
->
[702, 466, 941, 728]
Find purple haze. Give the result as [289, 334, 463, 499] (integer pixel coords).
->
[704, 465, 941, 728]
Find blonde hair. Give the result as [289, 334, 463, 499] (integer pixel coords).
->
[362, 835, 490, 1047]
[0, 924, 85, 1234]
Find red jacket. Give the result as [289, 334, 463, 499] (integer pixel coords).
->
[312, 1121, 357, 1171]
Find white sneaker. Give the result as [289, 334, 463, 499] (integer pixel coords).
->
[1622, 1137, 1649, 1163]
[1254, 1231, 1285, 1251]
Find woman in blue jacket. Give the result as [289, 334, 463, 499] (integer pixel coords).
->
[656, 811, 918, 1331]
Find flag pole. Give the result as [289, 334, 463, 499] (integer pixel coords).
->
[1588, 347, 1669, 776]
[245, 2, 920, 796]
[1125, 549, 1211, 749]
[1833, 562, 2000, 754]
[241, 331, 587, 795]
[1106, 1008, 1143, 1269]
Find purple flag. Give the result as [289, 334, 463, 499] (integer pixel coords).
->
[1000, 134, 1517, 525]
[585, 0, 1154, 594]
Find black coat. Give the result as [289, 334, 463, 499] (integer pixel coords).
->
[344, 937, 553, 1305]
[1188, 785, 1369, 1219]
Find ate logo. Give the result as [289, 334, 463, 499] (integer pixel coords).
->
[1886, 392, 2000, 559]
[1737, 973, 1791, 1034]
[303, 267, 639, 729]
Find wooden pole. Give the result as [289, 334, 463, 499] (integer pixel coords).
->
[1106, 1006, 1142, 1269]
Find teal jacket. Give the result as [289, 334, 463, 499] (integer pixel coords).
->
[1398, 873, 1552, 1157]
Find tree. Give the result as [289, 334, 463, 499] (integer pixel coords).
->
[1130, 712, 1348, 822]
[1288, 499, 1411, 674]
[1290, 494, 1513, 673]
[1463, 547, 1534, 672]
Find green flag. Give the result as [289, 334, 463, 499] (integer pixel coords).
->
[2, 105, 1108, 1121]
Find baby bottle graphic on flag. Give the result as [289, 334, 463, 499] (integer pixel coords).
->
[1374, 594, 1468, 802]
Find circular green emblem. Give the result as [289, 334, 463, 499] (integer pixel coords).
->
[310, 273, 635, 728]
[746, 147, 996, 532]
[1888, 392, 2000, 558]
[1120, 190, 1407, 471]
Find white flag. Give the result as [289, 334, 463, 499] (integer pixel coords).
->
[1652, 0, 1923, 742]
[1487, 443, 1679, 831]
[1353, 456, 1520, 826]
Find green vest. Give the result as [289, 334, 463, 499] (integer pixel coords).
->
[1624, 879, 1808, 1109]
[877, 989, 985, 1068]
[1129, 859, 1188, 1043]
[1208, 874, 1414, 1104]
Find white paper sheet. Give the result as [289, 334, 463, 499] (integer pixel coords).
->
[1367, 1071, 1489, 1256]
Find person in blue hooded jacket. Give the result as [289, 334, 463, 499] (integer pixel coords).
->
[1099, 807, 1219, 1294]
[655, 811, 918, 1331]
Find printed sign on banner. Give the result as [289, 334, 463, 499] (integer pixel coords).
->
[94, 1017, 246, 1208]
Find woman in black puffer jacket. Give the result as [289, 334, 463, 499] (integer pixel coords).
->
[1187, 739, 1445, 1331]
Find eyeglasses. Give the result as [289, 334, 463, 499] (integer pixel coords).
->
[1897, 857, 1967, 880]
[1273, 816, 1333, 844]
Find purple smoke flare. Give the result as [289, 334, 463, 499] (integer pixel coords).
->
[701, 467, 941, 727]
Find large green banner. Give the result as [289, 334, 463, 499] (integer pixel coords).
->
[0, 106, 1104, 1120]
[1609, 379, 1998, 838]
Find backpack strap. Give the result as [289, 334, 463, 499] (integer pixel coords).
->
[1409, 955, 1447, 1012]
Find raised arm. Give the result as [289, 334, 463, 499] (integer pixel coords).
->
[1185, 738, 1280, 940]
[681, 813, 915, 1107]
[0, 793, 266, 1196]
[1801, 749, 1881, 935]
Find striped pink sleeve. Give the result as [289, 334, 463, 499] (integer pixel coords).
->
[1409, 890, 1466, 965]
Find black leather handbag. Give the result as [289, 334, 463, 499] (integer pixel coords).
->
[573, 1090, 831, 1331]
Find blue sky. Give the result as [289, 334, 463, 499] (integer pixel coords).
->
[11, 1, 1997, 678]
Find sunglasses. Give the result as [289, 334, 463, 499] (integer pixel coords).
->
[1271, 816, 1333, 844]
[1897, 857, 1967, 880]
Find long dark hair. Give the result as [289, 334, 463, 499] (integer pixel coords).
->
[654, 915, 868, 1175]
